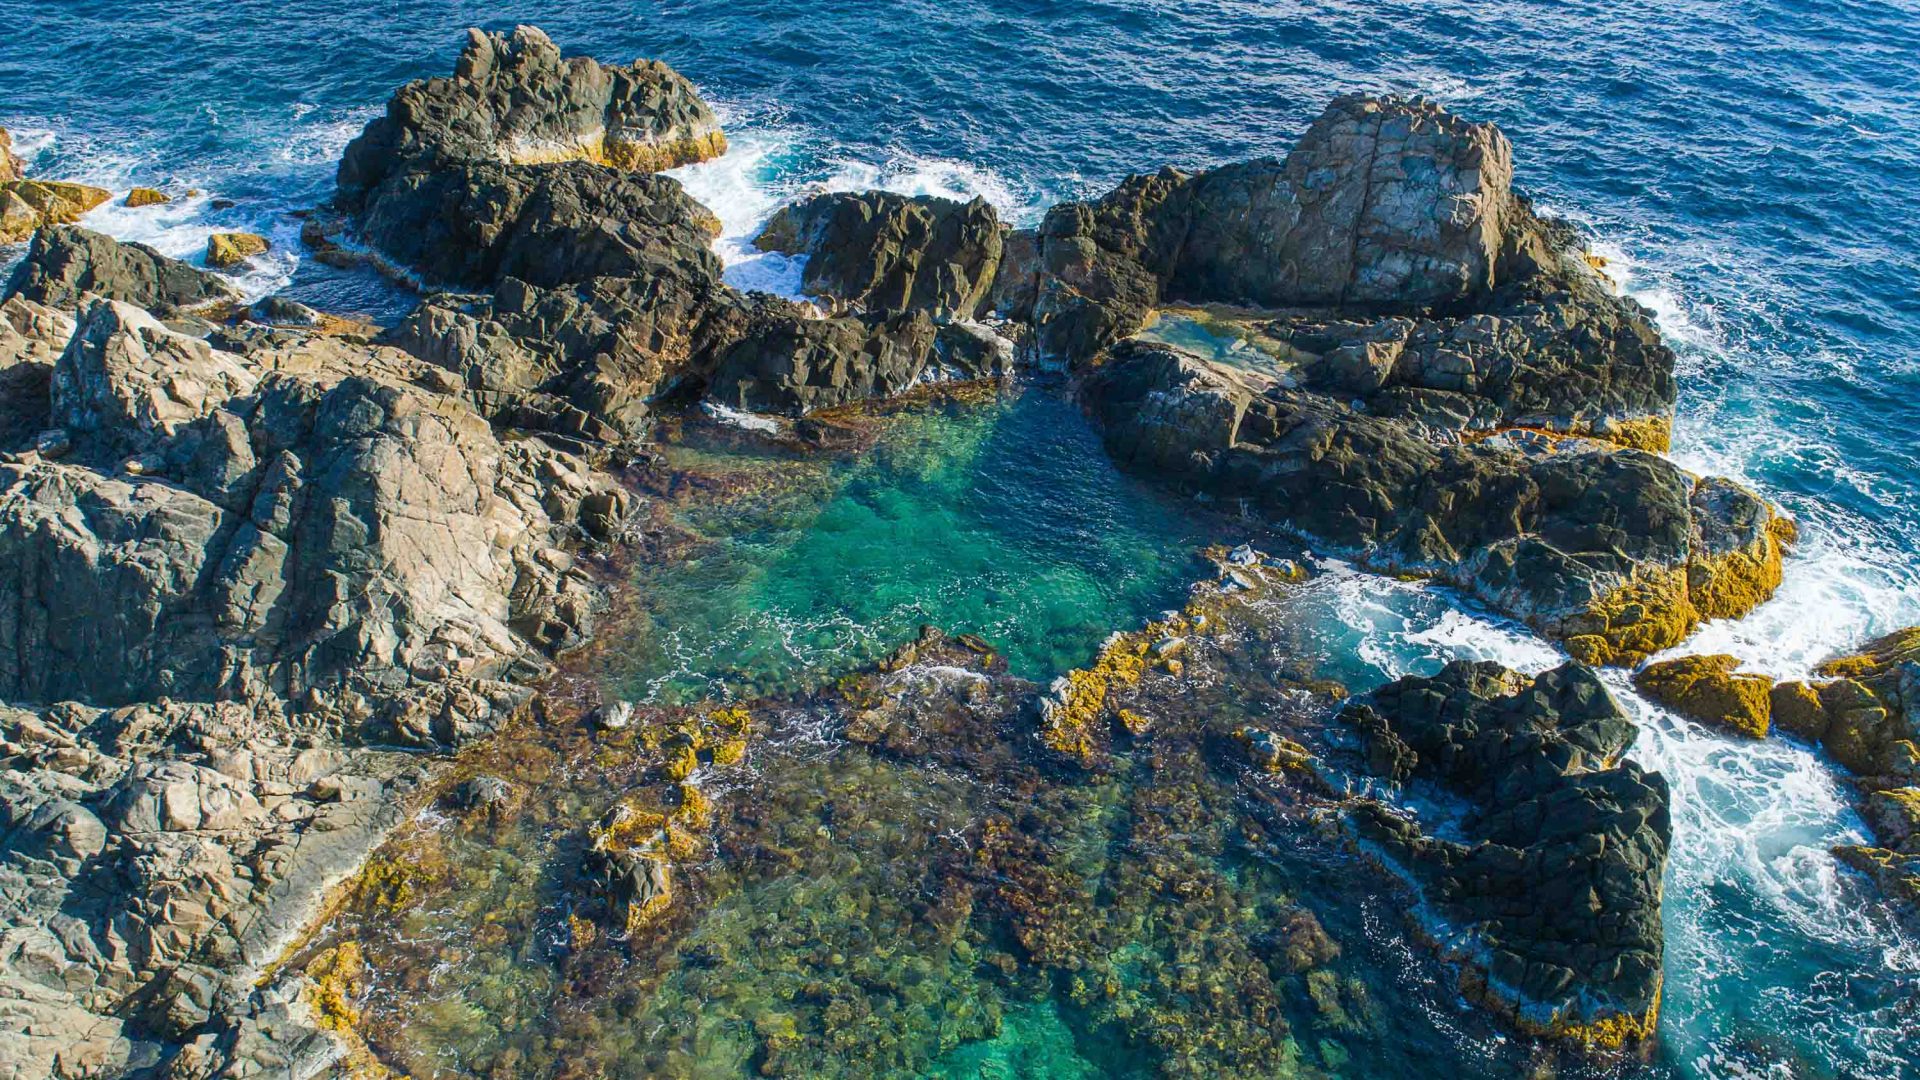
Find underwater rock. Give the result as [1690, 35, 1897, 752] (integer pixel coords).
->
[4, 225, 241, 314]
[1633, 654, 1772, 737]
[205, 231, 270, 268]
[1341, 661, 1669, 1053]
[755, 190, 1005, 319]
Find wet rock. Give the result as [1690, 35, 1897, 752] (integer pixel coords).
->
[206, 231, 270, 268]
[1633, 653, 1772, 738]
[707, 309, 939, 416]
[755, 190, 1004, 319]
[125, 187, 171, 208]
[4, 225, 241, 314]
[251, 295, 321, 327]
[1341, 661, 1669, 1052]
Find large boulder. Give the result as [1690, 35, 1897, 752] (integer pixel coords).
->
[334, 26, 727, 293]
[755, 191, 1005, 319]
[4, 225, 241, 314]
[1174, 95, 1514, 308]
[1341, 661, 1669, 1051]
[336, 25, 725, 206]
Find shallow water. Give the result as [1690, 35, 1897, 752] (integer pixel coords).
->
[9, 1, 1920, 1076]
[611, 388, 1215, 704]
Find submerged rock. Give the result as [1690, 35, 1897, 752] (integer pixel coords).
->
[4, 225, 241, 314]
[1341, 661, 1669, 1052]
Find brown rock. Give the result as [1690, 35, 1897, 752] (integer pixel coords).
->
[125, 187, 172, 207]
[1769, 680, 1829, 742]
[0, 126, 22, 182]
[1632, 654, 1772, 738]
[206, 232, 271, 268]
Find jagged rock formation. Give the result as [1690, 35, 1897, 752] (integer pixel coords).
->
[337, 25, 726, 196]
[755, 190, 1005, 319]
[0, 230, 633, 1074]
[6, 225, 242, 314]
[0, 131, 115, 245]
[1084, 338, 1789, 662]
[1341, 661, 1669, 1051]
[342, 28, 1018, 431]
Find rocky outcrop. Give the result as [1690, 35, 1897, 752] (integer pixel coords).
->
[1, 180, 113, 245]
[1083, 339, 1789, 662]
[333, 25, 725, 290]
[0, 224, 641, 1073]
[1000, 97, 1673, 452]
[1632, 654, 1771, 737]
[5, 225, 241, 314]
[206, 232, 270, 268]
[337, 25, 725, 201]
[125, 187, 171, 208]
[1341, 661, 1669, 1051]
[755, 190, 1005, 319]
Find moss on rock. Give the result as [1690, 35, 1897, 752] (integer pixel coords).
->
[1633, 654, 1772, 738]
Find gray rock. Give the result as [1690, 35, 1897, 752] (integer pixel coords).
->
[1341, 661, 1668, 1046]
[3, 225, 242, 315]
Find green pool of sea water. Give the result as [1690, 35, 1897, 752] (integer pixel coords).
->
[612, 384, 1216, 703]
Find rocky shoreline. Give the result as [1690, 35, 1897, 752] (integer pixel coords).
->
[0, 23, 1901, 1079]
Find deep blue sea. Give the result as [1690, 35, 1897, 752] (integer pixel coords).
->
[6, 1, 1919, 1076]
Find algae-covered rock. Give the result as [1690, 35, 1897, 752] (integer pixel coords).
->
[206, 230, 270, 267]
[1633, 654, 1772, 738]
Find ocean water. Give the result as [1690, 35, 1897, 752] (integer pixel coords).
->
[7, 1, 1920, 1076]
